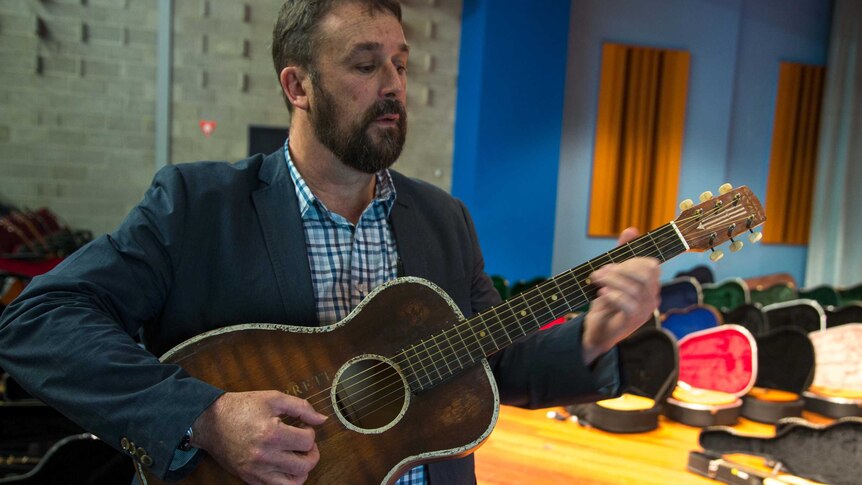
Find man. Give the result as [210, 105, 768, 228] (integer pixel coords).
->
[0, 1, 660, 484]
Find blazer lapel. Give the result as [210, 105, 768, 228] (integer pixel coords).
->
[389, 172, 429, 279]
[252, 150, 318, 325]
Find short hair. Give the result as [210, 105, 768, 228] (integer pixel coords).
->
[271, 0, 403, 112]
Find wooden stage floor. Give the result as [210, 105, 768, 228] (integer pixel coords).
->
[474, 405, 833, 484]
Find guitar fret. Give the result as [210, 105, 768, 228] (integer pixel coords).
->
[466, 316, 494, 357]
[393, 353, 420, 391]
[404, 343, 432, 391]
[647, 231, 667, 262]
[567, 267, 591, 305]
[440, 327, 464, 369]
[418, 339, 444, 383]
[450, 321, 481, 365]
[503, 297, 531, 338]
[559, 270, 587, 310]
[430, 333, 454, 377]
[475, 312, 501, 352]
[501, 304, 527, 340]
[533, 286, 557, 324]
[490, 307, 513, 344]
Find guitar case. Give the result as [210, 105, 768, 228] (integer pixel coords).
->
[837, 282, 862, 305]
[660, 305, 721, 340]
[664, 325, 757, 427]
[696, 417, 862, 485]
[659, 277, 703, 314]
[702, 278, 751, 312]
[798, 285, 841, 308]
[824, 303, 862, 328]
[566, 327, 678, 433]
[804, 323, 862, 418]
[741, 327, 814, 423]
[750, 283, 797, 307]
[687, 450, 824, 485]
[763, 300, 826, 334]
[722, 303, 768, 337]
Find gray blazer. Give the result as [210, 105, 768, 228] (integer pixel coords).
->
[0, 149, 619, 483]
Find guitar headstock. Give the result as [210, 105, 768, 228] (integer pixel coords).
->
[674, 184, 766, 261]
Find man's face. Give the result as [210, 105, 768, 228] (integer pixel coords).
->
[306, 3, 409, 173]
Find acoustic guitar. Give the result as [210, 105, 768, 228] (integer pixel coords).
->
[137, 185, 765, 484]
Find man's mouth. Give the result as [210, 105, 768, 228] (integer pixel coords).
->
[375, 113, 400, 124]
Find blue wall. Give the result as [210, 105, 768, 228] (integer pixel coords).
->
[453, 0, 832, 285]
[451, 0, 571, 283]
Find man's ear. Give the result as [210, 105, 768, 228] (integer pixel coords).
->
[279, 66, 310, 111]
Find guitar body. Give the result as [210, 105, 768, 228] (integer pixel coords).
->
[138, 278, 499, 485]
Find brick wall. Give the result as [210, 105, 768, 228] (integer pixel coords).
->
[0, 0, 462, 236]
[0, 0, 160, 235]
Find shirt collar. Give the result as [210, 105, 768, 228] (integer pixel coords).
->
[283, 138, 397, 219]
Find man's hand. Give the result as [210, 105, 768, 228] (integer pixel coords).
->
[581, 227, 661, 364]
[191, 390, 327, 485]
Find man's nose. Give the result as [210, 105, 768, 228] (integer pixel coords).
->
[380, 64, 405, 99]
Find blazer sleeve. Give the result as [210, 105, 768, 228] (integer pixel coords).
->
[457, 200, 622, 409]
[0, 165, 223, 479]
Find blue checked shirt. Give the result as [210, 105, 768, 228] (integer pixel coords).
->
[285, 141, 426, 485]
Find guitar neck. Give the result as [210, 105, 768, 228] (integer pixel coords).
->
[399, 222, 688, 392]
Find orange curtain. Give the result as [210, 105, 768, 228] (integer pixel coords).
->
[589, 43, 690, 237]
[764, 63, 826, 245]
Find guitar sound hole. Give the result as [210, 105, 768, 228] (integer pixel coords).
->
[333, 356, 408, 433]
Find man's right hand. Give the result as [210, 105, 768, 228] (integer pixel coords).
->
[191, 390, 328, 485]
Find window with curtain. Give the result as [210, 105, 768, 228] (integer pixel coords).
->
[764, 62, 826, 245]
[588, 43, 691, 237]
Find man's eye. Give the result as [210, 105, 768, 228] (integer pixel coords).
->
[357, 64, 376, 73]
[396, 65, 407, 74]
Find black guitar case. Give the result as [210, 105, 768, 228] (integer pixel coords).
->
[567, 326, 678, 433]
[825, 303, 862, 328]
[763, 300, 825, 334]
[697, 417, 862, 485]
[722, 303, 768, 337]
[741, 327, 815, 423]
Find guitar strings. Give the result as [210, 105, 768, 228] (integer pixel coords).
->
[292, 201, 756, 419]
[309, 225, 690, 422]
[287, 224, 683, 415]
[289, 199, 760, 422]
[297, 211, 751, 423]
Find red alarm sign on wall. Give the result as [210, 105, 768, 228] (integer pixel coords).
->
[199, 120, 217, 137]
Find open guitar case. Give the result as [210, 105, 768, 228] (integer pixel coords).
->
[764, 300, 862, 418]
[689, 417, 862, 485]
[805, 323, 862, 418]
[741, 327, 814, 423]
[566, 315, 679, 433]
[663, 321, 757, 427]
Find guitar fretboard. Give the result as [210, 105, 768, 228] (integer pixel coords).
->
[395, 223, 688, 393]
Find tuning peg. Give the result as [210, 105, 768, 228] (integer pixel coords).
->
[730, 240, 743, 252]
[709, 248, 724, 262]
[679, 199, 694, 211]
[699, 191, 713, 202]
[748, 231, 762, 243]
[719, 183, 733, 195]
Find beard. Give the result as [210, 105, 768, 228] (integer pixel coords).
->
[309, 81, 407, 174]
